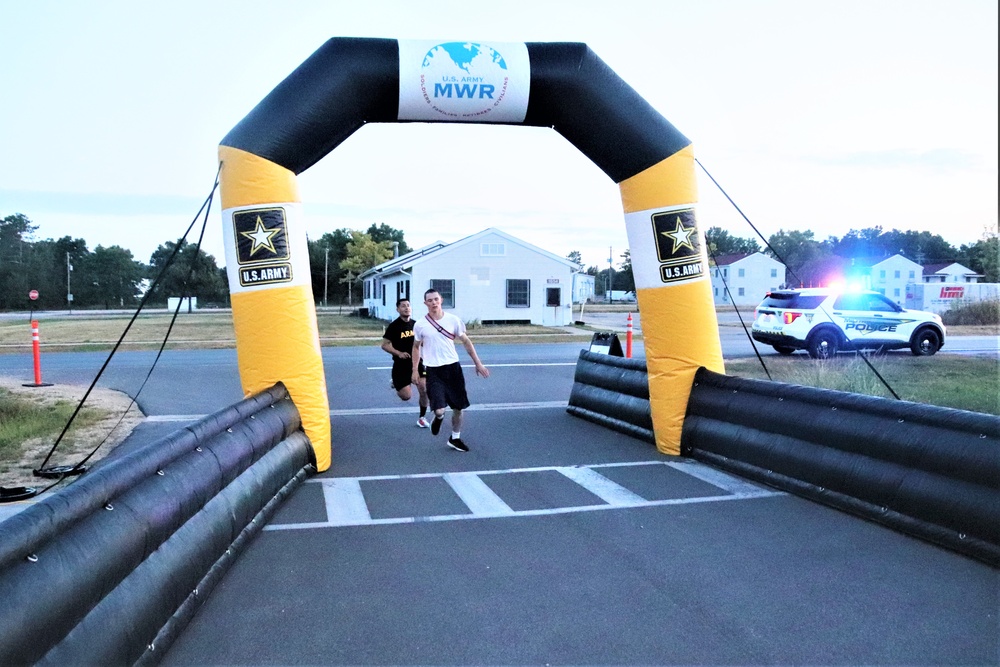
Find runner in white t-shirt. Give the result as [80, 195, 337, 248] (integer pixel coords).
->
[411, 288, 489, 452]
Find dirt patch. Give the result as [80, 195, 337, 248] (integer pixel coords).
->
[0, 376, 144, 488]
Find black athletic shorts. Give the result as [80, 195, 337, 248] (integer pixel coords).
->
[392, 359, 426, 391]
[425, 362, 470, 411]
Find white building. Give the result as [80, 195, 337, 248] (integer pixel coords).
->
[869, 254, 923, 304]
[360, 228, 581, 326]
[921, 262, 983, 284]
[710, 253, 786, 306]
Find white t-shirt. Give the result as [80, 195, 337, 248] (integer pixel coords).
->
[413, 312, 465, 367]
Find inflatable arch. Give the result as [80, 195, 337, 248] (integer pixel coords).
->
[219, 38, 725, 471]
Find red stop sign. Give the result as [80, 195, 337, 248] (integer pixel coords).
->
[28, 290, 39, 301]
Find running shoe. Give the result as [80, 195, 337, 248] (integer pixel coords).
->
[417, 417, 430, 428]
[447, 437, 469, 452]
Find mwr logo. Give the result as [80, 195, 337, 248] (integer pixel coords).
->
[651, 208, 704, 284]
[419, 42, 510, 119]
[940, 286, 965, 299]
[233, 208, 289, 265]
[239, 264, 293, 288]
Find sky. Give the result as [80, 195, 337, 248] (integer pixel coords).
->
[1, 0, 996, 272]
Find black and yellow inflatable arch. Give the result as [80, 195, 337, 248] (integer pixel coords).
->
[220, 38, 724, 471]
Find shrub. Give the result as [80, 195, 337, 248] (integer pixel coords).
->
[941, 300, 1000, 326]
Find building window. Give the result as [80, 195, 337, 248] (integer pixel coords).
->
[880, 270, 886, 279]
[909, 270, 915, 279]
[894, 270, 901, 278]
[430, 279, 455, 308]
[738, 287, 745, 296]
[738, 268, 745, 278]
[770, 268, 777, 278]
[481, 242, 505, 256]
[723, 268, 728, 277]
[506, 279, 530, 307]
[714, 287, 718, 296]
[894, 288, 900, 297]
[381, 284, 386, 306]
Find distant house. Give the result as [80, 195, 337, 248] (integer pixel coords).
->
[360, 228, 581, 326]
[870, 254, 923, 304]
[710, 252, 785, 306]
[922, 262, 982, 284]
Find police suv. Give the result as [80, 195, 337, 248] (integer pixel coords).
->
[751, 287, 946, 359]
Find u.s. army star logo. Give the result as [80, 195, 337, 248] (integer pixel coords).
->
[232, 208, 289, 265]
[651, 208, 705, 284]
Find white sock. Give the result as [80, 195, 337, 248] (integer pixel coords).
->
[451, 432, 460, 440]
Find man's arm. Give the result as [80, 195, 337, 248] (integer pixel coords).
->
[381, 339, 408, 359]
[411, 339, 423, 382]
[457, 333, 489, 378]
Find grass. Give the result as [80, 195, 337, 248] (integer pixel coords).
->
[0, 311, 594, 353]
[724, 353, 1000, 415]
[942, 299, 1000, 326]
[0, 389, 104, 471]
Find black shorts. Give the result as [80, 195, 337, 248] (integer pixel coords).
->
[425, 362, 470, 411]
[392, 359, 426, 391]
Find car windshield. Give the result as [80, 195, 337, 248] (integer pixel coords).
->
[758, 293, 827, 309]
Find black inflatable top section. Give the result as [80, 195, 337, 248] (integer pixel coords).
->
[220, 37, 689, 184]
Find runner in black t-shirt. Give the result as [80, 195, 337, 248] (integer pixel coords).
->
[381, 298, 430, 427]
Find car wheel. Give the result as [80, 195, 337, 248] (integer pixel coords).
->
[773, 345, 795, 355]
[808, 330, 839, 359]
[910, 328, 941, 356]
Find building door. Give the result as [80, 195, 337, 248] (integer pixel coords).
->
[543, 287, 562, 326]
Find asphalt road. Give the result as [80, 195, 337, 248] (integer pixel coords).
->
[1, 338, 997, 665]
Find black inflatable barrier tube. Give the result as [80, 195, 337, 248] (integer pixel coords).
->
[0, 385, 308, 666]
[682, 368, 1000, 567]
[566, 350, 654, 442]
[135, 456, 313, 667]
[0, 383, 290, 573]
[38, 434, 313, 666]
[565, 353, 1000, 566]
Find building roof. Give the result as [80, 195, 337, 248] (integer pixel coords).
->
[922, 262, 979, 276]
[360, 227, 581, 280]
[710, 252, 782, 267]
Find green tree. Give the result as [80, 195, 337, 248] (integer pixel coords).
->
[147, 240, 227, 305]
[765, 229, 831, 286]
[80, 246, 146, 309]
[0, 214, 39, 309]
[617, 249, 635, 291]
[566, 250, 583, 268]
[366, 222, 410, 256]
[308, 228, 353, 304]
[339, 231, 394, 275]
[960, 226, 1000, 283]
[705, 227, 761, 256]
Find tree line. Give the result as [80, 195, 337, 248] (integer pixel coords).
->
[569, 224, 999, 294]
[704, 225, 999, 286]
[4, 210, 996, 311]
[0, 213, 409, 311]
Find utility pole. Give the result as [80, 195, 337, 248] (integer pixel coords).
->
[66, 251, 73, 313]
[324, 247, 329, 307]
[607, 246, 614, 301]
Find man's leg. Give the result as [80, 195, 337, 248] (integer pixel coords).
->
[415, 377, 430, 427]
[396, 385, 412, 401]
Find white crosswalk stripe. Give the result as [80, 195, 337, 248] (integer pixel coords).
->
[264, 460, 784, 531]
